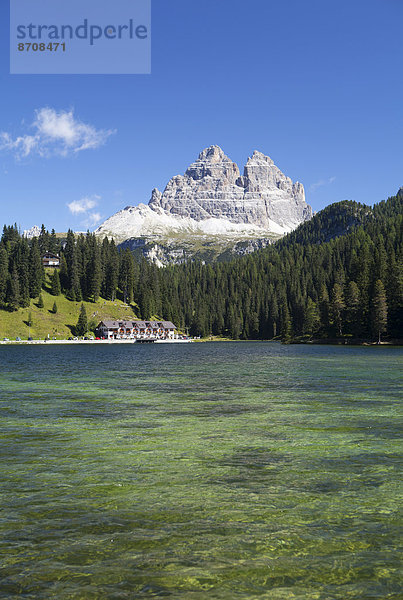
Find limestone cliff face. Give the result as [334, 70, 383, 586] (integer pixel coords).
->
[148, 146, 312, 229]
[95, 146, 312, 264]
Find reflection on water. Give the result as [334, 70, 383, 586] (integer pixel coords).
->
[0, 343, 401, 599]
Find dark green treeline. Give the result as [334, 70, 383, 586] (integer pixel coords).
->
[139, 195, 402, 341]
[1, 194, 402, 341]
[0, 227, 131, 307]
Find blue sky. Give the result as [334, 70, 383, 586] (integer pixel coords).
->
[0, 0, 402, 232]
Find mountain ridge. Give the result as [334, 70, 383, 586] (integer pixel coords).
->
[95, 146, 312, 263]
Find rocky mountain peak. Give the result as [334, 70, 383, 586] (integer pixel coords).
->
[96, 146, 313, 256]
[23, 225, 41, 239]
[184, 145, 240, 183]
[197, 145, 228, 162]
[247, 150, 274, 165]
[147, 146, 311, 228]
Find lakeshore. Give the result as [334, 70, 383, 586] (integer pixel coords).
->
[0, 337, 400, 346]
[0, 337, 194, 345]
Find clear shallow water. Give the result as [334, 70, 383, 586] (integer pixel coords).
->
[0, 342, 401, 600]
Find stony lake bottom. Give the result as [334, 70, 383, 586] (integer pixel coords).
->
[0, 342, 401, 600]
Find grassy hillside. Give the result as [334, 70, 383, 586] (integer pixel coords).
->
[0, 277, 140, 340]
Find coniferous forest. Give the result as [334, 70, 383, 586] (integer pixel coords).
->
[0, 193, 402, 342]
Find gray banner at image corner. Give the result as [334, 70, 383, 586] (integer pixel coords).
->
[10, 0, 151, 74]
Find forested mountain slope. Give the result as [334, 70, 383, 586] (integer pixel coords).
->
[136, 192, 402, 341]
[278, 200, 372, 247]
[1, 193, 402, 342]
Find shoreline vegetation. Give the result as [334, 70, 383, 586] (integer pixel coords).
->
[192, 336, 401, 346]
[1, 336, 401, 346]
[198, 335, 403, 345]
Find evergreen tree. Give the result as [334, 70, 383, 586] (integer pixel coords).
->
[29, 238, 44, 298]
[17, 239, 30, 307]
[226, 304, 241, 339]
[191, 307, 209, 338]
[247, 310, 259, 339]
[281, 301, 292, 343]
[38, 224, 49, 255]
[76, 303, 88, 335]
[385, 252, 403, 339]
[330, 283, 345, 337]
[2, 224, 20, 249]
[50, 269, 61, 296]
[64, 230, 82, 300]
[270, 295, 279, 338]
[345, 280, 360, 335]
[102, 239, 119, 300]
[355, 237, 372, 333]
[7, 265, 20, 311]
[0, 247, 8, 304]
[37, 293, 44, 308]
[319, 284, 330, 335]
[70, 249, 82, 301]
[49, 229, 58, 253]
[87, 235, 102, 301]
[119, 249, 135, 304]
[59, 254, 69, 291]
[371, 279, 388, 343]
[303, 297, 320, 337]
[52, 301, 58, 314]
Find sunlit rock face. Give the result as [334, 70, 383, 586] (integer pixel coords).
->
[95, 146, 312, 264]
[148, 146, 312, 230]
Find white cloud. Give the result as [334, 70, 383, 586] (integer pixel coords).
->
[0, 132, 37, 158]
[86, 212, 103, 226]
[67, 195, 103, 229]
[310, 176, 336, 192]
[0, 108, 115, 159]
[67, 195, 100, 215]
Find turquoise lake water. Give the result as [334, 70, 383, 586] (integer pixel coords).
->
[0, 343, 401, 599]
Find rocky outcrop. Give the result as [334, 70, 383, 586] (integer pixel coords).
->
[119, 236, 274, 267]
[148, 146, 311, 230]
[95, 146, 312, 264]
[23, 225, 41, 239]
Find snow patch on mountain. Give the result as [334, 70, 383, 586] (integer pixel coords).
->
[96, 203, 288, 242]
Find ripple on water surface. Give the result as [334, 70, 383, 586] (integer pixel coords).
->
[0, 343, 401, 599]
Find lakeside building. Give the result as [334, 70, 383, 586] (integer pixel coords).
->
[96, 320, 176, 340]
[42, 252, 60, 268]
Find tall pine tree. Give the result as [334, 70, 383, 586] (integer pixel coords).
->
[76, 303, 88, 336]
[29, 238, 43, 298]
[371, 280, 388, 343]
[50, 269, 61, 296]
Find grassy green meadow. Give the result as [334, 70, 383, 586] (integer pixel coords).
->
[0, 273, 139, 340]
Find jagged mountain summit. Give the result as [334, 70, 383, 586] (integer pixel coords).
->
[95, 146, 312, 264]
[23, 225, 41, 239]
[149, 146, 311, 228]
